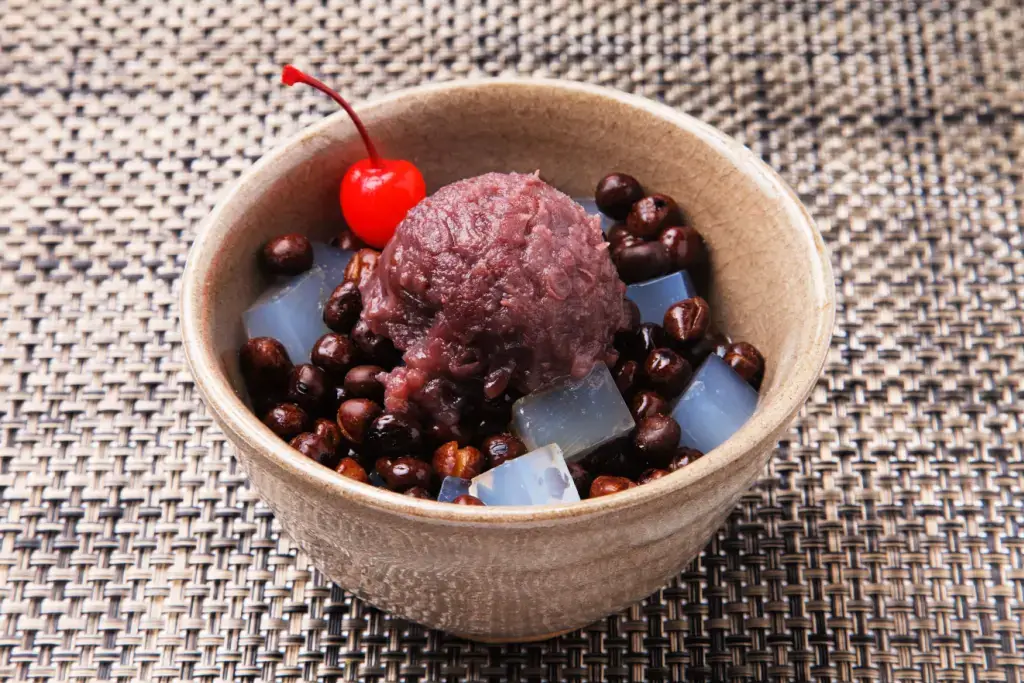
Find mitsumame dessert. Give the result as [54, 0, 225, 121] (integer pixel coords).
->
[236, 66, 765, 506]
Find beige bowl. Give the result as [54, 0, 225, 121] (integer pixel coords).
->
[180, 79, 835, 642]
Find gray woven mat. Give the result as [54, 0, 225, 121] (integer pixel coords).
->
[2, 0, 1023, 680]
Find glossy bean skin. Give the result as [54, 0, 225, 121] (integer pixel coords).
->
[663, 297, 711, 345]
[337, 399, 383, 445]
[432, 442, 486, 480]
[480, 434, 527, 469]
[589, 475, 637, 498]
[724, 342, 765, 387]
[632, 415, 682, 468]
[262, 403, 310, 440]
[595, 173, 644, 220]
[261, 234, 313, 275]
[626, 194, 682, 238]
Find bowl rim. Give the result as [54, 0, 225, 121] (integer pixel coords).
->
[180, 77, 836, 526]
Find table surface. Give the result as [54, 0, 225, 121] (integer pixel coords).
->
[2, 0, 1023, 681]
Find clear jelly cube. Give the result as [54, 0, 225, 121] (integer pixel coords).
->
[469, 444, 580, 506]
[244, 268, 331, 364]
[574, 197, 616, 233]
[313, 242, 354, 290]
[670, 353, 758, 453]
[511, 363, 634, 462]
[438, 476, 471, 503]
[243, 243, 354, 364]
[626, 271, 697, 325]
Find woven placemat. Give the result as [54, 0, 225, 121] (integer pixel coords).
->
[2, 0, 1023, 680]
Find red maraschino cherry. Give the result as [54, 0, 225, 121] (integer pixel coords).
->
[281, 65, 426, 249]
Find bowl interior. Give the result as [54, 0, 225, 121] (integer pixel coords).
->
[189, 79, 832, 510]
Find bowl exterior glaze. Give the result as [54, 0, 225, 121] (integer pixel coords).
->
[181, 79, 835, 641]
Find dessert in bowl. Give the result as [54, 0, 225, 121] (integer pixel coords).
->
[180, 74, 835, 640]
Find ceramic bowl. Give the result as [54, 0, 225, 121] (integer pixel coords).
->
[180, 79, 835, 641]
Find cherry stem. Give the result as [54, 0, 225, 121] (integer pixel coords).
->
[281, 65, 381, 167]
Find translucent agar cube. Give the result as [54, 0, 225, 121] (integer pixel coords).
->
[670, 354, 758, 453]
[244, 268, 331, 364]
[469, 444, 580, 506]
[438, 476, 471, 503]
[511, 363, 634, 462]
[313, 242, 354, 290]
[243, 243, 354, 364]
[625, 271, 697, 325]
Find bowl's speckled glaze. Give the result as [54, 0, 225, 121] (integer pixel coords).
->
[180, 79, 835, 641]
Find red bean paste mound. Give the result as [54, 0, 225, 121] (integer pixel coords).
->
[360, 172, 629, 414]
